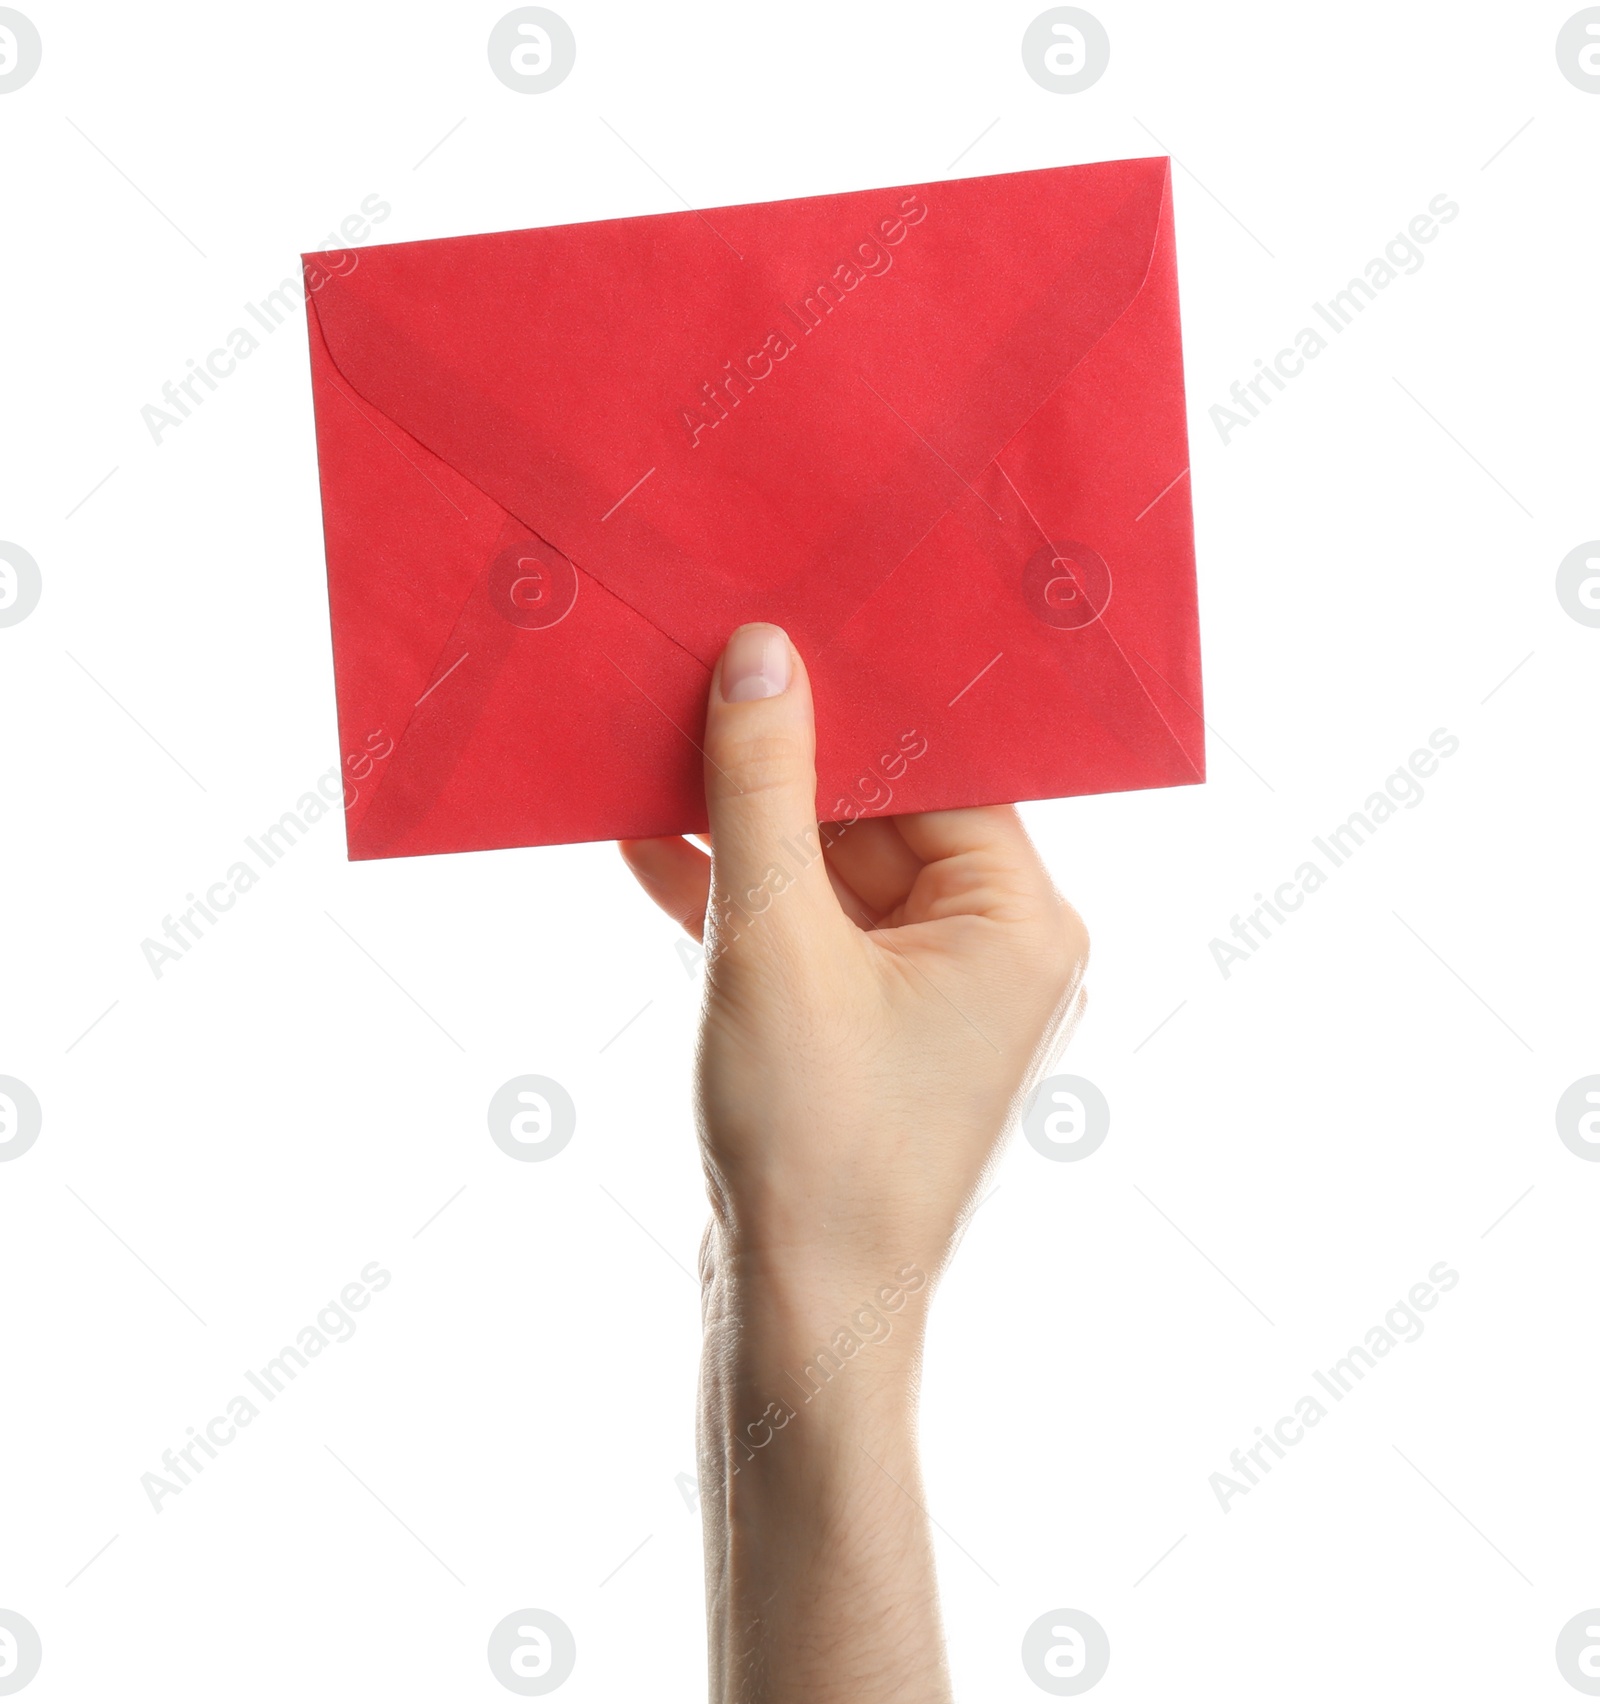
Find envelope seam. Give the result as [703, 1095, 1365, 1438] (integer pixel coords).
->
[812, 161, 1175, 668]
[308, 291, 714, 846]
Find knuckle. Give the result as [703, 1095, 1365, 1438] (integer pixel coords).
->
[1060, 899, 1090, 969]
[1023, 898, 1089, 993]
[715, 730, 811, 800]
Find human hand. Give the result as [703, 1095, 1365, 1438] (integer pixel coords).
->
[620, 622, 1089, 1304]
[620, 623, 1088, 1703]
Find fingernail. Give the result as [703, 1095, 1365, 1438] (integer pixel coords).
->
[720, 624, 791, 702]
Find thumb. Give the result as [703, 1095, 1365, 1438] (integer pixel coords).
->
[702, 624, 839, 951]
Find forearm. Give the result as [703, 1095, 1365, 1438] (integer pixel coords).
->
[698, 1251, 952, 1704]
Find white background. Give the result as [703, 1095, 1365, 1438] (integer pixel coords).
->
[1, 2, 1597, 1698]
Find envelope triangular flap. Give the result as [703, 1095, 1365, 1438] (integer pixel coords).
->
[306, 158, 1172, 665]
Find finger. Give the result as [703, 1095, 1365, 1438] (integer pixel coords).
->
[618, 837, 712, 939]
[892, 804, 1039, 867]
[819, 816, 924, 914]
[702, 624, 842, 946]
[891, 805, 1057, 917]
[822, 857, 879, 930]
[679, 822, 874, 930]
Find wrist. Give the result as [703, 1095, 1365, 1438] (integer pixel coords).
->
[701, 1233, 930, 1466]
[703, 1228, 932, 1367]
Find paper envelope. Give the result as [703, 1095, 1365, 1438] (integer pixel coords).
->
[303, 155, 1203, 860]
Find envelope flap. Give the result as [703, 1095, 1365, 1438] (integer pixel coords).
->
[305, 157, 1172, 665]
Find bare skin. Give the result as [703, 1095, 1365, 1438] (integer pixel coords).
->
[621, 624, 1088, 1703]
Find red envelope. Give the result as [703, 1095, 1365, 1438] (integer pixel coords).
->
[303, 155, 1203, 860]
